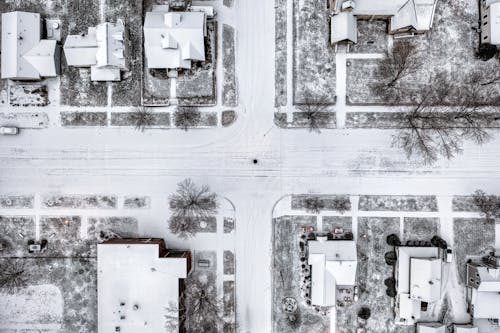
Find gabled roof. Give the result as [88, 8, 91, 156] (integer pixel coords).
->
[454, 325, 478, 333]
[397, 246, 440, 298]
[477, 267, 500, 292]
[391, 0, 418, 31]
[1, 11, 59, 80]
[331, 11, 358, 44]
[417, 323, 446, 333]
[63, 21, 127, 81]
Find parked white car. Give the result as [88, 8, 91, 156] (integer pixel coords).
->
[0, 126, 19, 135]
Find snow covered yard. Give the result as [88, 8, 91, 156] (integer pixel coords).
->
[346, 0, 500, 106]
[293, 0, 336, 104]
[0, 258, 97, 332]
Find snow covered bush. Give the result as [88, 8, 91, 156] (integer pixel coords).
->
[129, 107, 155, 132]
[0, 260, 27, 294]
[174, 106, 202, 131]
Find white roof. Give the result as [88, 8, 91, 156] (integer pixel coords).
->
[397, 293, 421, 325]
[397, 247, 440, 298]
[471, 288, 500, 321]
[97, 242, 188, 333]
[476, 267, 500, 292]
[331, 11, 358, 44]
[410, 258, 442, 302]
[64, 21, 126, 81]
[417, 323, 446, 333]
[454, 326, 479, 333]
[64, 27, 98, 66]
[144, 9, 207, 69]
[330, 0, 437, 44]
[487, 2, 500, 45]
[95, 21, 126, 69]
[1, 11, 58, 80]
[308, 239, 357, 306]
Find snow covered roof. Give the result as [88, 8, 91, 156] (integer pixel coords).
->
[97, 239, 189, 333]
[64, 21, 127, 81]
[396, 246, 441, 299]
[1, 11, 60, 80]
[417, 323, 446, 333]
[410, 257, 442, 302]
[397, 293, 421, 324]
[330, 0, 438, 44]
[308, 239, 357, 306]
[454, 325, 479, 333]
[486, 1, 500, 45]
[471, 289, 500, 321]
[331, 11, 358, 44]
[144, 7, 208, 69]
[476, 267, 500, 292]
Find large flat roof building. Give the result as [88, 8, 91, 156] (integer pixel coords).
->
[144, 5, 208, 70]
[97, 238, 191, 333]
[1, 11, 60, 80]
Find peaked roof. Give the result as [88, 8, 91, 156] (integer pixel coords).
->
[331, 11, 358, 44]
[1, 11, 59, 80]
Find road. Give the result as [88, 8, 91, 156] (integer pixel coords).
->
[1, 0, 500, 332]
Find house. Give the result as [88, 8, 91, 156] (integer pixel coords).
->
[395, 246, 442, 325]
[143, 5, 209, 70]
[329, 0, 439, 46]
[307, 236, 357, 307]
[480, 0, 500, 46]
[466, 257, 500, 331]
[1, 11, 60, 80]
[454, 325, 479, 333]
[417, 323, 446, 333]
[64, 20, 128, 81]
[97, 238, 191, 333]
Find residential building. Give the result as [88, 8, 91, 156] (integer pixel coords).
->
[64, 20, 128, 81]
[395, 246, 442, 325]
[329, 0, 439, 45]
[97, 238, 191, 333]
[1, 11, 60, 80]
[454, 325, 479, 333]
[466, 257, 500, 332]
[480, 0, 500, 46]
[307, 236, 357, 307]
[417, 323, 446, 333]
[143, 5, 209, 70]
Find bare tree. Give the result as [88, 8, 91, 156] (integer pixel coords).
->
[168, 179, 218, 238]
[129, 107, 155, 132]
[392, 72, 497, 164]
[472, 190, 500, 222]
[0, 260, 27, 294]
[165, 277, 223, 333]
[303, 197, 324, 214]
[169, 179, 218, 218]
[174, 106, 202, 131]
[296, 92, 331, 132]
[371, 40, 422, 103]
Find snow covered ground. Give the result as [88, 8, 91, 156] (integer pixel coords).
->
[0, 0, 500, 332]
